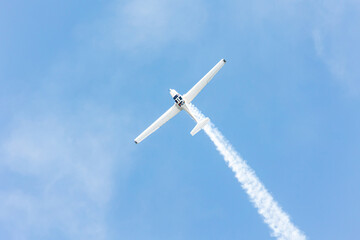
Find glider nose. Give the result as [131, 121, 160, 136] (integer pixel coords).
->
[169, 89, 177, 98]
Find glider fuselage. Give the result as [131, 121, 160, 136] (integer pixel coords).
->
[169, 89, 197, 121]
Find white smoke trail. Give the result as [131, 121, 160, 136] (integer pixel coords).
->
[188, 104, 306, 240]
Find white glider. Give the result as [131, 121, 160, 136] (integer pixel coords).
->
[134, 59, 226, 144]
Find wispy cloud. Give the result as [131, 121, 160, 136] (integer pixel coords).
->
[0, 1, 163, 237]
[89, 0, 207, 52]
[0, 108, 134, 239]
[232, 0, 360, 96]
[311, 1, 360, 95]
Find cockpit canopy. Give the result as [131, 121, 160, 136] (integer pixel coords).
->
[173, 94, 185, 107]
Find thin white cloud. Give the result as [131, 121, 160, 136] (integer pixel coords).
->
[311, 1, 360, 95]
[232, 0, 360, 96]
[0, 108, 134, 239]
[91, 0, 207, 52]
[313, 30, 324, 57]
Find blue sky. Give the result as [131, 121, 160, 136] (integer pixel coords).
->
[1, 0, 359, 239]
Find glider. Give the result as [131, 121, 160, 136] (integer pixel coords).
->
[134, 59, 226, 144]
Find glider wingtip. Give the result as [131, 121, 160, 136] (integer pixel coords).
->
[223, 59, 226, 63]
[134, 140, 138, 144]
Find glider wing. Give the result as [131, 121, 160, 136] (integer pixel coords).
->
[134, 105, 181, 144]
[183, 59, 226, 103]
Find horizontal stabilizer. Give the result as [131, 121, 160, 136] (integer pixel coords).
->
[190, 118, 210, 136]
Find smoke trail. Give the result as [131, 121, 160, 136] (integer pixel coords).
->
[188, 104, 306, 240]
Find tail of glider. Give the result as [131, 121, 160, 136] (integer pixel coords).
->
[190, 117, 210, 136]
